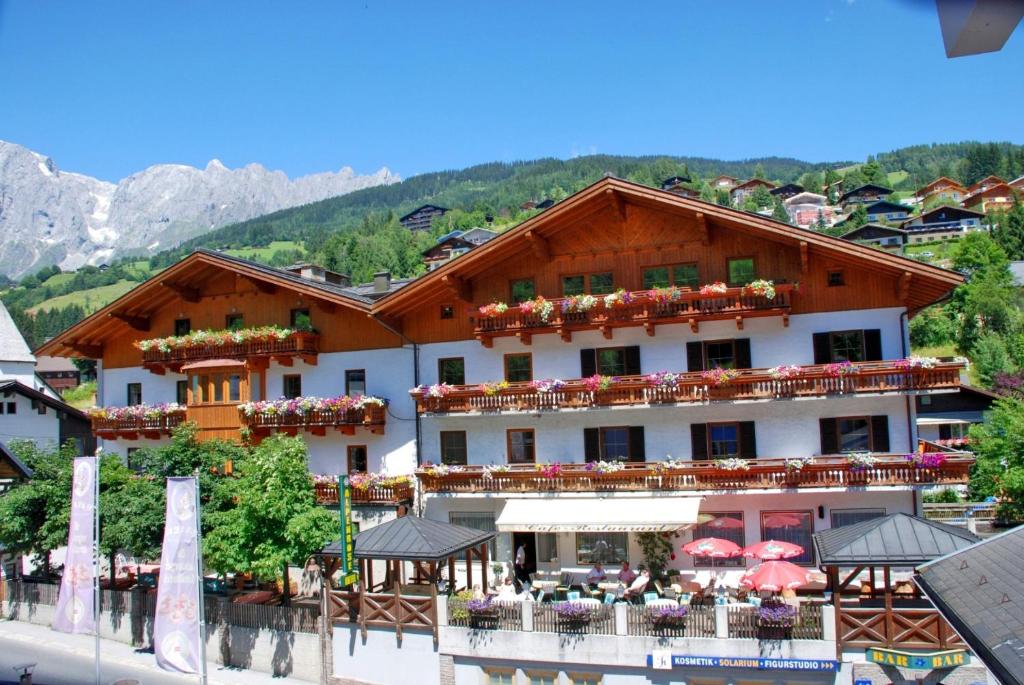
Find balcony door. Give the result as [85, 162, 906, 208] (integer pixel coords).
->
[184, 361, 252, 439]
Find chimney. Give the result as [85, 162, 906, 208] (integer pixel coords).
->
[301, 265, 326, 282]
[373, 271, 391, 293]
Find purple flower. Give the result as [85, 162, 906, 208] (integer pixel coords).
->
[466, 597, 494, 613]
[554, 602, 595, 620]
[758, 604, 796, 625]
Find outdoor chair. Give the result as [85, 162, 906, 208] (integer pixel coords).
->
[603, 592, 617, 605]
[535, 588, 546, 603]
[643, 591, 659, 604]
[653, 580, 665, 597]
[567, 591, 581, 601]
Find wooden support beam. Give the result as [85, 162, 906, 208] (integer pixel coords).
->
[242, 275, 277, 294]
[311, 426, 326, 437]
[371, 313, 404, 336]
[108, 312, 150, 332]
[441, 274, 472, 303]
[735, 316, 744, 330]
[476, 335, 493, 349]
[695, 212, 710, 246]
[782, 313, 790, 328]
[300, 354, 318, 367]
[600, 325, 613, 340]
[69, 342, 103, 358]
[275, 356, 294, 367]
[898, 271, 912, 303]
[161, 280, 200, 302]
[524, 229, 550, 261]
[605, 188, 627, 224]
[148, 364, 166, 376]
[516, 332, 532, 346]
[800, 241, 809, 274]
[689, 318, 699, 334]
[644, 322, 656, 337]
[558, 328, 572, 344]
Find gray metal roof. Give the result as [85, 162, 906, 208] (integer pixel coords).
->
[915, 525, 1024, 685]
[813, 512, 979, 566]
[324, 515, 494, 562]
[0, 441, 33, 479]
[0, 301, 36, 364]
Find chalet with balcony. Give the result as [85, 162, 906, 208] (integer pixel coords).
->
[838, 184, 893, 211]
[769, 182, 803, 200]
[710, 174, 739, 189]
[399, 204, 449, 232]
[915, 177, 966, 205]
[730, 178, 777, 205]
[839, 224, 907, 252]
[863, 200, 913, 224]
[962, 182, 1017, 214]
[901, 205, 986, 242]
[423, 233, 477, 272]
[965, 175, 1007, 196]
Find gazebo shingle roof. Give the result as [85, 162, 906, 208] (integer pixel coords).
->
[323, 515, 495, 562]
[813, 513, 979, 566]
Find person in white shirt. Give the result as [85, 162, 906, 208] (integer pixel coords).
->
[514, 544, 530, 584]
[586, 562, 606, 585]
[497, 576, 517, 599]
[624, 567, 651, 602]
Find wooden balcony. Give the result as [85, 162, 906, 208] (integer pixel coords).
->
[314, 480, 413, 506]
[473, 284, 796, 346]
[92, 412, 186, 440]
[839, 604, 965, 651]
[412, 360, 965, 415]
[243, 404, 387, 437]
[141, 332, 319, 372]
[416, 454, 973, 494]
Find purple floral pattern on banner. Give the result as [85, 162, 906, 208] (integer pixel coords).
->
[53, 456, 97, 634]
[154, 477, 202, 674]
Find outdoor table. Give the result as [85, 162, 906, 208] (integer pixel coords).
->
[598, 582, 621, 591]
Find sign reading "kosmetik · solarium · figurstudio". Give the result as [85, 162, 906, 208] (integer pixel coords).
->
[648, 653, 840, 671]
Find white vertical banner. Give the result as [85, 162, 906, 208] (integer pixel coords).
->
[52, 456, 98, 635]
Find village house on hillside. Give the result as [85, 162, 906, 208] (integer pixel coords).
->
[915, 176, 966, 205]
[730, 178, 777, 205]
[901, 205, 986, 242]
[399, 203, 450, 232]
[839, 223, 907, 252]
[962, 182, 1017, 214]
[769, 182, 803, 200]
[838, 183, 893, 211]
[862, 199, 913, 224]
[39, 177, 977, 685]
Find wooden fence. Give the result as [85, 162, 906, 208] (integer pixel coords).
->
[446, 598, 524, 631]
[625, 604, 716, 638]
[727, 604, 824, 640]
[838, 606, 965, 650]
[532, 604, 616, 635]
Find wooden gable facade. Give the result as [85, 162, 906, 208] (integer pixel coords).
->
[376, 178, 963, 344]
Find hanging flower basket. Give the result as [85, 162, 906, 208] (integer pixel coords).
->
[478, 302, 509, 318]
[757, 604, 796, 640]
[743, 279, 776, 300]
[519, 296, 554, 322]
[648, 605, 688, 631]
[554, 602, 595, 632]
[699, 282, 729, 296]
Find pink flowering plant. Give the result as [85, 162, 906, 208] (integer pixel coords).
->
[603, 289, 634, 308]
[904, 452, 948, 469]
[768, 365, 803, 381]
[536, 462, 563, 479]
[348, 471, 411, 490]
[518, 296, 554, 322]
[135, 325, 301, 354]
[529, 378, 567, 393]
[89, 403, 186, 421]
[561, 294, 598, 314]
[237, 394, 385, 418]
[823, 361, 858, 377]
[478, 302, 509, 318]
[894, 356, 940, 371]
[646, 371, 683, 388]
[699, 282, 729, 296]
[648, 286, 682, 304]
[583, 374, 616, 392]
[701, 367, 741, 386]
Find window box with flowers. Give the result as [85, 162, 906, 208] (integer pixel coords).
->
[238, 395, 387, 430]
[135, 325, 317, 364]
[784, 457, 813, 484]
[478, 302, 509, 319]
[743, 279, 776, 300]
[554, 602, 597, 632]
[905, 452, 948, 469]
[466, 597, 500, 630]
[845, 452, 878, 483]
[648, 605, 688, 632]
[584, 374, 617, 401]
[518, 296, 554, 324]
[603, 288, 634, 309]
[584, 460, 626, 476]
[89, 403, 187, 435]
[757, 603, 796, 640]
[561, 294, 598, 317]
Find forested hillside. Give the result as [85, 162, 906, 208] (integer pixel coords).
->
[7, 141, 1024, 349]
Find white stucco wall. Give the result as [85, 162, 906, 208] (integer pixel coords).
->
[0, 392, 61, 448]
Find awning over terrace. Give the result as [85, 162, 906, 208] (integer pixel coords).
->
[495, 496, 704, 533]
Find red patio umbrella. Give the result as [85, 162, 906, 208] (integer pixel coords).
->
[740, 561, 810, 592]
[704, 516, 744, 530]
[762, 513, 804, 528]
[741, 540, 804, 560]
[682, 537, 741, 559]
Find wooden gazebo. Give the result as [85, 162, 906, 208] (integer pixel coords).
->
[321, 515, 495, 643]
[813, 513, 979, 654]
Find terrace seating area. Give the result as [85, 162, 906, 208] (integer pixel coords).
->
[412, 359, 966, 414]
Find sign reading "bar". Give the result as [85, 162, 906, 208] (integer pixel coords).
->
[866, 647, 970, 670]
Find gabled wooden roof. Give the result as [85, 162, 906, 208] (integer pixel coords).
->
[374, 176, 964, 316]
[732, 178, 777, 192]
[35, 249, 376, 359]
[839, 183, 893, 203]
[966, 175, 1008, 194]
[916, 176, 965, 196]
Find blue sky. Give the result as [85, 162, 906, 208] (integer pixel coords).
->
[1, 0, 1021, 182]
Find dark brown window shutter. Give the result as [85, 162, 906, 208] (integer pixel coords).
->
[819, 418, 839, 454]
[628, 426, 646, 462]
[870, 415, 890, 452]
[584, 428, 600, 463]
[686, 342, 705, 372]
[864, 329, 883, 361]
[580, 349, 597, 377]
[739, 421, 757, 458]
[690, 423, 709, 461]
[624, 346, 642, 376]
[812, 333, 831, 364]
[735, 339, 752, 369]
[939, 424, 952, 440]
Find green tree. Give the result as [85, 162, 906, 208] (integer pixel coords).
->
[992, 200, 1024, 260]
[714, 188, 732, 207]
[845, 205, 869, 230]
[744, 185, 774, 211]
[910, 306, 956, 349]
[771, 198, 791, 224]
[973, 332, 1014, 387]
[968, 397, 1024, 521]
[752, 163, 766, 180]
[824, 168, 840, 203]
[205, 435, 335, 604]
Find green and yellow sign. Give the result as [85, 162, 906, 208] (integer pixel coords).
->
[867, 648, 970, 670]
[338, 475, 358, 587]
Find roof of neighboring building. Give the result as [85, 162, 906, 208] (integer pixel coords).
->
[324, 515, 496, 562]
[904, 205, 985, 225]
[966, 175, 1008, 194]
[660, 175, 692, 188]
[916, 383, 999, 415]
[840, 223, 908, 241]
[839, 184, 894, 203]
[916, 177, 966, 196]
[783, 192, 828, 207]
[34, 355, 79, 374]
[864, 200, 913, 214]
[458, 227, 499, 243]
[731, 178, 777, 192]
[0, 301, 36, 364]
[0, 441, 33, 479]
[770, 183, 804, 195]
[964, 182, 1017, 202]
[422, 235, 475, 257]
[813, 513, 980, 566]
[915, 525, 1024, 685]
[0, 380, 89, 421]
[710, 175, 738, 183]
[399, 204, 449, 222]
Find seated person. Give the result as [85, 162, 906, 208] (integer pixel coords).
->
[586, 562, 607, 585]
[497, 576, 517, 599]
[617, 561, 637, 586]
[472, 584, 485, 601]
[624, 566, 651, 601]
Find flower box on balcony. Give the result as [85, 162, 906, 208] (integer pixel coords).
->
[89, 403, 186, 439]
[240, 395, 387, 436]
[136, 326, 319, 371]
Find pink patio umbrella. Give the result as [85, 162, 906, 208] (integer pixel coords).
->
[682, 537, 742, 559]
[741, 540, 804, 561]
[740, 561, 810, 592]
[703, 516, 744, 530]
[762, 513, 804, 528]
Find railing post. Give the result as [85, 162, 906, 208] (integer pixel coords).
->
[614, 603, 627, 636]
[522, 601, 534, 632]
[821, 605, 836, 641]
[436, 594, 449, 627]
[715, 605, 729, 639]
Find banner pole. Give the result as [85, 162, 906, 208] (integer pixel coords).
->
[94, 454, 101, 685]
[194, 476, 209, 685]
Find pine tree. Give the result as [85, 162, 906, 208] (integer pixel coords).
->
[771, 198, 791, 224]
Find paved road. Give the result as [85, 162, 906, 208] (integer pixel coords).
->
[0, 620, 314, 685]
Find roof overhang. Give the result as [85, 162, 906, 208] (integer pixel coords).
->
[496, 496, 705, 533]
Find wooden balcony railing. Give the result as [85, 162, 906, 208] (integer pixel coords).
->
[416, 454, 973, 494]
[141, 332, 319, 371]
[412, 359, 965, 415]
[473, 284, 796, 345]
[244, 404, 387, 436]
[314, 480, 414, 506]
[91, 412, 186, 440]
[839, 605, 966, 650]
